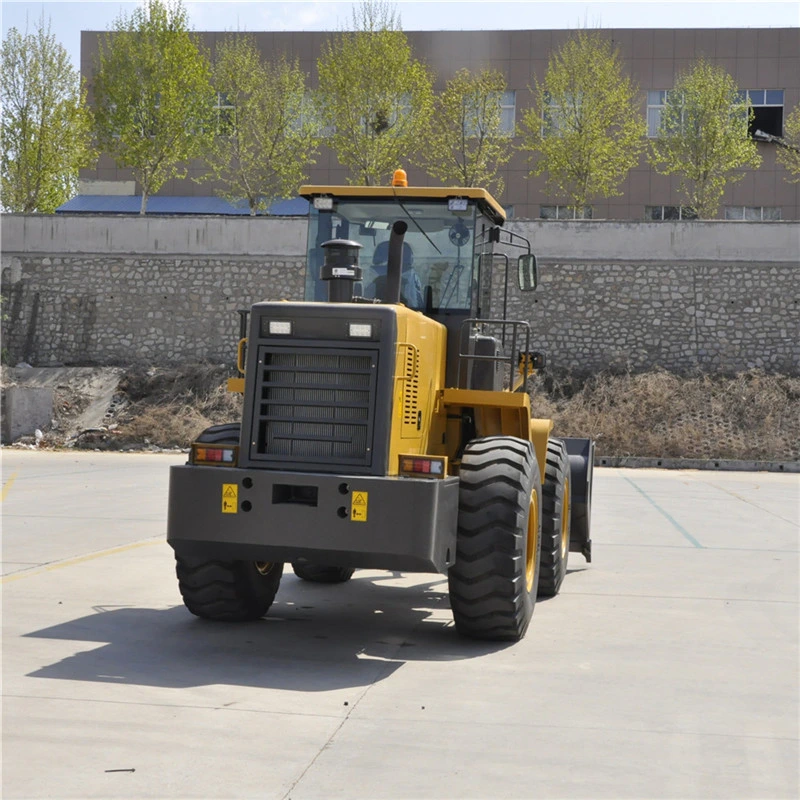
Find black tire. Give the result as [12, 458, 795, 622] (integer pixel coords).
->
[176, 555, 283, 621]
[194, 423, 241, 444]
[292, 561, 355, 583]
[179, 423, 282, 621]
[538, 438, 572, 597]
[448, 436, 542, 641]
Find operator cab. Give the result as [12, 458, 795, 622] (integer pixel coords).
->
[300, 176, 538, 389]
[301, 180, 505, 320]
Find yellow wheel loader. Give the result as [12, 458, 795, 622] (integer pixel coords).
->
[167, 172, 593, 641]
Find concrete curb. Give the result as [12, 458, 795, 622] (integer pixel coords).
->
[595, 456, 800, 473]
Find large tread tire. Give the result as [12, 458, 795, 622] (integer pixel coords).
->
[538, 438, 572, 597]
[177, 425, 282, 621]
[448, 436, 542, 641]
[176, 556, 283, 622]
[292, 561, 355, 583]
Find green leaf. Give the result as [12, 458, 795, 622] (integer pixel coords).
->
[419, 68, 512, 196]
[315, 0, 433, 186]
[648, 59, 761, 218]
[776, 105, 800, 184]
[1, 16, 95, 213]
[92, 0, 215, 213]
[518, 31, 647, 215]
[199, 35, 319, 214]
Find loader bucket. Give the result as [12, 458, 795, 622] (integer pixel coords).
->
[562, 437, 594, 563]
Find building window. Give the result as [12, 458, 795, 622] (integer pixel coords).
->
[724, 206, 782, 221]
[392, 93, 412, 129]
[541, 92, 573, 136]
[737, 90, 784, 138]
[463, 90, 515, 137]
[215, 92, 234, 134]
[503, 205, 514, 219]
[500, 91, 516, 136]
[646, 205, 697, 220]
[132, 92, 161, 138]
[647, 91, 668, 137]
[648, 88, 753, 138]
[291, 92, 318, 134]
[540, 205, 593, 220]
[647, 90, 691, 137]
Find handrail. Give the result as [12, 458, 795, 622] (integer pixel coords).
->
[458, 318, 534, 393]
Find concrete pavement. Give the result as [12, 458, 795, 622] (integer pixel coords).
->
[2, 451, 798, 799]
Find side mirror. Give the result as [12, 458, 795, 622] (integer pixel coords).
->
[518, 253, 539, 291]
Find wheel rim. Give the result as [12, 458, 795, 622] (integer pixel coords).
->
[525, 491, 540, 592]
[255, 561, 272, 575]
[561, 477, 570, 559]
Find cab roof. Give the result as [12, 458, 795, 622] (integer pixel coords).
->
[299, 184, 506, 225]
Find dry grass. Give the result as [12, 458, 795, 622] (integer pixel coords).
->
[531, 368, 800, 461]
[113, 365, 242, 448]
[93, 364, 799, 461]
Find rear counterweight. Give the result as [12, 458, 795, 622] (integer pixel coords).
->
[167, 466, 459, 573]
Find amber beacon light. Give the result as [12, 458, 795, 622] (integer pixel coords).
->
[391, 168, 408, 187]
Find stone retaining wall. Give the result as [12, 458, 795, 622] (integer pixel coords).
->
[2, 214, 798, 374]
[1, 254, 305, 365]
[492, 261, 798, 374]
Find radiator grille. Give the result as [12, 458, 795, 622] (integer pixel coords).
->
[253, 347, 377, 465]
[400, 344, 420, 436]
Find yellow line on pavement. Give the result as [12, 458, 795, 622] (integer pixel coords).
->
[1, 539, 163, 584]
[1, 471, 19, 502]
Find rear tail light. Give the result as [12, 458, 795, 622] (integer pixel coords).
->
[398, 455, 447, 478]
[191, 444, 238, 467]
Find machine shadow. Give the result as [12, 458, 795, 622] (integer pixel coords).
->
[24, 572, 512, 691]
[566, 566, 589, 575]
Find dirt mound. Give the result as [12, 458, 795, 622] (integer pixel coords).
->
[3, 364, 798, 461]
[1, 364, 241, 451]
[71, 365, 243, 450]
[1, 366, 124, 446]
[529, 368, 800, 461]
[112, 365, 243, 448]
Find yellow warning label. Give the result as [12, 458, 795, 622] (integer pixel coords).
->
[222, 483, 238, 514]
[351, 491, 368, 522]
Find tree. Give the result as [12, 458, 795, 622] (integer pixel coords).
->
[92, 0, 215, 214]
[775, 104, 800, 183]
[1, 16, 95, 213]
[316, 0, 433, 186]
[519, 31, 646, 218]
[421, 68, 512, 196]
[649, 59, 761, 218]
[200, 35, 319, 215]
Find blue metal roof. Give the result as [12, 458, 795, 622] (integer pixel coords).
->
[56, 195, 309, 216]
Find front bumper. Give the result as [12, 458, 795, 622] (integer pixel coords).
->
[167, 465, 459, 574]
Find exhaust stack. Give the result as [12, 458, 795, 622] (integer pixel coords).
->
[385, 220, 408, 305]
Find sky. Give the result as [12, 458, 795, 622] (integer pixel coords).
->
[2, 0, 798, 69]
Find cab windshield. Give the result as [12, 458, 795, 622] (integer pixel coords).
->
[304, 199, 482, 311]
